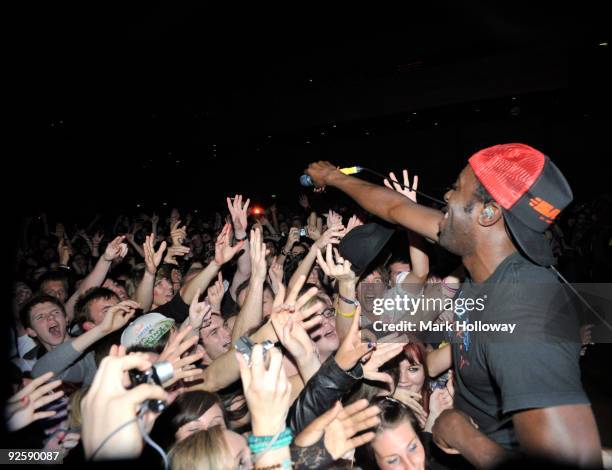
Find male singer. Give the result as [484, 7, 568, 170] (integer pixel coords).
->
[305, 143, 602, 468]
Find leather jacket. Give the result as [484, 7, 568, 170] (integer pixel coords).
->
[287, 355, 363, 434]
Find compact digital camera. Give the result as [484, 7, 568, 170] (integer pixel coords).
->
[234, 336, 275, 363]
[129, 361, 173, 413]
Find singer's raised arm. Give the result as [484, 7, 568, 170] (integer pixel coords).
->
[304, 161, 444, 241]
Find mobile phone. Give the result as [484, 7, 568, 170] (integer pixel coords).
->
[299, 228, 307, 237]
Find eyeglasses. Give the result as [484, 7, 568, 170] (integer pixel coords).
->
[321, 307, 336, 319]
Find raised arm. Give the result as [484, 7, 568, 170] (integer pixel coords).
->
[305, 161, 443, 241]
[125, 230, 145, 258]
[196, 276, 322, 392]
[180, 223, 244, 305]
[150, 213, 159, 238]
[226, 194, 252, 300]
[315, 244, 357, 342]
[32, 301, 139, 380]
[64, 236, 128, 321]
[231, 227, 266, 342]
[287, 224, 344, 290]
[277, 227, 300, 267]
[384, 170, 430, 290]
[268, 203, 280, 234]
[134, 234, 166, 312]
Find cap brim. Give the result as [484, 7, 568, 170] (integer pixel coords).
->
[503, 210, 555, 267]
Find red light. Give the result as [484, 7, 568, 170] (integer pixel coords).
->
[252, 207, 262, 215]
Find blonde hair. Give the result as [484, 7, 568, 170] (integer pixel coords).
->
[68, 386, 89, 430]
[169, 426, 233, 470]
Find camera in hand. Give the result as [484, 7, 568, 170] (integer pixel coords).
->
[235, 336, 274, 363]
[128, 361, 173, 413]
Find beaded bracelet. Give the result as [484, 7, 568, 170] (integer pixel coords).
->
[255, 459, 293, 470]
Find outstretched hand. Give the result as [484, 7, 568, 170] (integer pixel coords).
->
[214, 223, 245, 266]
[103, 236, 129, 262]
[334, 304, 374, 371]
[6, 372, 64, 432]
[294, 399, 381, 460]
[226, 194, 250, 236]
[143, 234, 166, 275]
[99, 300, 140, 334]
[384, 169, 419, 203]
[236, 345, 292, 437]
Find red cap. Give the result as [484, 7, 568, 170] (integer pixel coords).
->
[469, 143, 545, 210]
[469, 143, 572, 266]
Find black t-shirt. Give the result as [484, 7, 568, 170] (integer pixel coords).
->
[155, 293, 190, 323]
[449, 252, 588, 449]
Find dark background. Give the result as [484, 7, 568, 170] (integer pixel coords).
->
[14, 2, 611, 218]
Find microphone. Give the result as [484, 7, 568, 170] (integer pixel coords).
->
[300, 166, 363, 187]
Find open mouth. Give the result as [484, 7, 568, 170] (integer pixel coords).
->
[48, 324, 61, 337]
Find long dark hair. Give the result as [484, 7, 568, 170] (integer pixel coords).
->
[218, 383, 250, 435]
[360, 396, 423, 468]
[151, 390, 225, 449]
[170, 391, 226, 432]
[379, 342, 430, 413]
[401, 343, 430, 413]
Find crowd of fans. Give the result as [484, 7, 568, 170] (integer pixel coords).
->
[5, 165, 611, 469]
[546, 195, 612, 283]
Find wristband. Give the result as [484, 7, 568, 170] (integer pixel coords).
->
[338, 309, 357, 318]
[338, 293, 357, 305]
[249, 428, 293, 455]
[235, 233, 248, 242]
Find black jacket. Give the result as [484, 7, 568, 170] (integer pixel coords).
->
[287, 356, 363, 434]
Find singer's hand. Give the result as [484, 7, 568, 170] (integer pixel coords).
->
[305, 161, 342, 187]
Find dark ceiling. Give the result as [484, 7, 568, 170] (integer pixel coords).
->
[15, 2, 611, 215]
